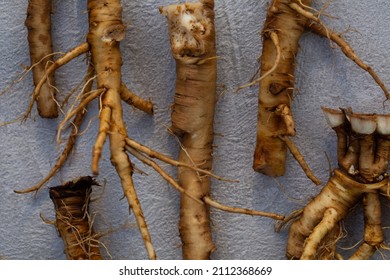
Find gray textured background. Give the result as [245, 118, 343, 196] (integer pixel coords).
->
[1, 0, 390, 260]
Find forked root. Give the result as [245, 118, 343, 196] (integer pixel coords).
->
[17, 0, 158, 260]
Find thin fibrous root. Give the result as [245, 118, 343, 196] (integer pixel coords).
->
[126, 144, 284, 220]
[124, 137, 238, 183]
[14, 64, 96, 195]
[279, 135, 322, 185]
[275, 208, 303, 232]
[203, 196, 285, 220]
[24, 42, 90, 121]
[236, 31, 281, 92]
[125, 145, 204, 205]
[0, 52, 63, 98]
[289, 2, 390, 100]
[57, 88, 105, 143]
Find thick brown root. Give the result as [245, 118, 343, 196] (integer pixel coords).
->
[49, 176, 102, 260]
[25, 0, 58, 118]
[161, 0, 217, 260]
[253, 0, 312, 176]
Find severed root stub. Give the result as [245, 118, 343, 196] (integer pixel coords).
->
[252, 0, 389, 179]
[285, 107, 390, 260]
[49, 176, 102, 260]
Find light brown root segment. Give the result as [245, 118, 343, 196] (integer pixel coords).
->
[87, 0, 155, 260]
[120, 84, 154, 115]
[253, 0, 312, 176]
[202, 196, 284, 220]
[300, 208, 339, 259]
[349, 192, 383, 259]
[279, 135, 321, 185]
[49, 176, 102, 260]
[161, 0, 217, 260]
[25, 0, 58, 118]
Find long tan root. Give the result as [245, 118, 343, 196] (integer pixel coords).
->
[161, 0, 217, 260]
[87, 0, 156, 260]
[25, 0, 58, 118]
[253, 0, 312, 176]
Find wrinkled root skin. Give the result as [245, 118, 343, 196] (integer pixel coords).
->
[161, 0, 216, 259]
[286, 169, 387, 259]
[88, 0, 156, 260]
[254, 0, 311, 176]
[49, 176, 102, 260]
